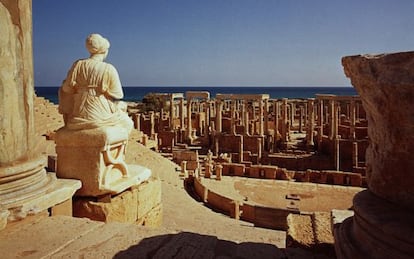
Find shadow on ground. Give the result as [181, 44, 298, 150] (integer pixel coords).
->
[113, 231, 287, 259]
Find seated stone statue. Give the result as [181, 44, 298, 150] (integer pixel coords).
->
[58, 33, 132, 132]
[56, 34, 150, 197]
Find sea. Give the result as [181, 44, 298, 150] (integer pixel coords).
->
[35, 86, 358, 104]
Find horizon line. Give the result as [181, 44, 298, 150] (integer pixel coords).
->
[35, 85, 353, 88]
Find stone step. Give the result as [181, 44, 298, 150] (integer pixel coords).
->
[0, 216, 288, 259]
[286, 212, 336, 257]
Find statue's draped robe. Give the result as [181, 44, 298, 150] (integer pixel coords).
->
[59, 58, 132, 131]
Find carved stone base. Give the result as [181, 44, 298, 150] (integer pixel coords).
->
[0, 157, 81, 230]
[334, 190, 414, 259]
[0, 209, 9, 230]
[73, 177, 162, 226]
[56, 126, 152, 196]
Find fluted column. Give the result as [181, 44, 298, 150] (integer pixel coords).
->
[335, 52, 414, 259]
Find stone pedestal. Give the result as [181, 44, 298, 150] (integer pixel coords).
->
[334, 52, 414, 258]
[56, 126, 151, 197]
[73, 177, 162, 226]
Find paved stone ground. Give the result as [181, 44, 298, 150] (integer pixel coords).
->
[2, 215, 322, 259]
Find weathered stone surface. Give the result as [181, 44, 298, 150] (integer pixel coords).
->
[73, 177, 162, 226]
[335, 190, 414, 259]
[0, 216, 104, 259]
[0, 209, 9, 230]
[286, 214, 314, 248]
[335, 52, 414, 259]
[342, 52, 414, 207]
[136, 176, 162, 219]
[1, 216, 286, 259]
[312, 212, 334, 245]
[0, 0, 35, 164]
[331, 209, 353, 226]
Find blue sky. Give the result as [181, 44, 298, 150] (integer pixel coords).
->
[33, 0, 414, 87]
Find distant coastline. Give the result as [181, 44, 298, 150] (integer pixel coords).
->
[35, 86, 357, 104]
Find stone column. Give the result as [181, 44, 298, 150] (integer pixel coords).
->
[169, 94, 174, 130]
[179, 97, 185, 130]
[352, 141, 358, 168]
[264, 99, 269, 136]
[335, 52, 414, 258]
[186, 99, 192, 141]
[299, 106, 304, 133]
[231, 99, 236, 134]
[307, 98, 315, 148]
[0, 1, 80, 228]
[239, 136, 243, 163]
[251, 101, 257, 134]
[149, 111, 155, 138]
[204, 161, 211, 178]
[215, 100, 222, 132]
[350, 99, 356, 140]
[317, 99, 324, 150]
[258, 138, 263, 164]
[289, 103, 295, 129]
[281, 98, 289, 146]
[181, 161, 188, 178]
[273, 100, 279, 142]
[215, 164, 223, 181]
[334, 101, 340, 138]
[328, 98, 335, 140]
[244, 102, 250, 135]
[259, 99, 264, 136]
[134, 113, 141, 131]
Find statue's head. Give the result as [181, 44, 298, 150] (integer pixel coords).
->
[85, 34, 110, 57]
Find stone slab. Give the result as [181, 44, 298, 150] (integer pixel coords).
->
[49, 220, 166, 258]
[7, 176, 81, 222]
[286, 213, 314, 248]
[331, 209, 354, 227]
[0, 216, 103, 259]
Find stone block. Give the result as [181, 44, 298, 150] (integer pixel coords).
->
[0, 209, 10, 230]
[286, 213, 314, 248]
[136, 177, 162, 219]
[73, 177, 162, 225]
[136, 203, 163, 227]
[50, 199, 72, 217]
[56, 127, 151, 196]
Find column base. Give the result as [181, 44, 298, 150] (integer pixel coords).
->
[0, 157, 81, 229]
[334, 190, 414, 259]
